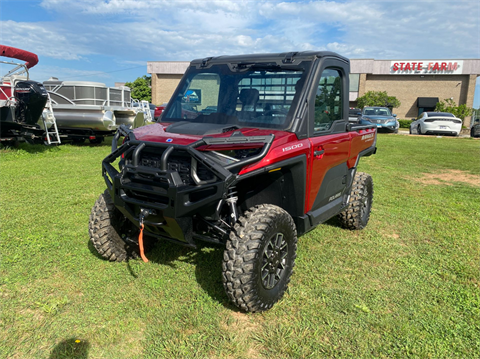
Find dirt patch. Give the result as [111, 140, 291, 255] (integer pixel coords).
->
[221, 311, 263, 358]
[223, 311, 261, 332]
[416, 169, 479, 187]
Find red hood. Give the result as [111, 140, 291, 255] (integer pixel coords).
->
[132, 123, 296, 146]
[0, 45, 39, 69]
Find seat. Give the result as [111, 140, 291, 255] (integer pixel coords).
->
[239, 89, 259, 112]
[237, 89, 260, 122]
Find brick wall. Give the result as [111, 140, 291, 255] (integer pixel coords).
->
[364, 74, 470, 119]
[151, 74, 183, 105]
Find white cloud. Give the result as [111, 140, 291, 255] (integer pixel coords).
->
[0, 21, 91, 60]
[5, 0, 479, 69]
[27, 65, 113, 83]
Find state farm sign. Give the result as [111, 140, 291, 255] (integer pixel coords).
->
[390, 60, 463, 75]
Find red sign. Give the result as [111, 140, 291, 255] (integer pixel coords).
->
[390, 60, 462, 75]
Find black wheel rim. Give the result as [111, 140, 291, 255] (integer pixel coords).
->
[360, 185, 370, 221]
[261, 233, 288, 289]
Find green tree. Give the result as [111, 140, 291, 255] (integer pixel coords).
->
[435, 98, 473, 120]
[125, 75, 151, 103]
[356, 91, 401, 109]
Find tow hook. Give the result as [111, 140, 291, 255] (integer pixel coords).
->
[137, 208, 157, 263]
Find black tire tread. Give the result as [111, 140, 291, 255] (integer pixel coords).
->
[338, 172, 373, 230]
[89, 190, 135, 262]
[222, 204, 297, 312]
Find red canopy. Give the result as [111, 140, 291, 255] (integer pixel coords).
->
[0, 45, 39, 69]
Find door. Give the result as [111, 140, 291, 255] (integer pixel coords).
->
[307, 68, 350, 225]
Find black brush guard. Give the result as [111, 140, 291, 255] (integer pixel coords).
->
[103, 125, 274, 246]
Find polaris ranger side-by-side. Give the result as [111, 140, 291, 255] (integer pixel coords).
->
[89, 51, 377, 312]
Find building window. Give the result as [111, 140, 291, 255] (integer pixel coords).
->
[349, 74, 359, 92]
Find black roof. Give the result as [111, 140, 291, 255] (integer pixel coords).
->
[190, 51, 349, 66]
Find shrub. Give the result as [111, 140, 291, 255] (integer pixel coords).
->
[398, 119, 412, 128]
[357, 91, 401, 109]
[435, 98, 472, 120]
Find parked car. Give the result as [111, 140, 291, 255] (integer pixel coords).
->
[348, 108, 361, 122]
[410, 112, 462, 136]
[470, 116, 480, 138]
[358, 107, 399, 133]
[154, 103, 167, 120]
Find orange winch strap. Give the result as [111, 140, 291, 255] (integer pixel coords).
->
[138, 224, 149, 263]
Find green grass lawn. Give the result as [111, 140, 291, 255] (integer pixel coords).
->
[1, 134, 479, 358]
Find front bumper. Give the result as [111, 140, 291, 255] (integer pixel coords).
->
[375, 121, 398, 132]
[102, 127, 273, 245]
[423, 123, 461, 136]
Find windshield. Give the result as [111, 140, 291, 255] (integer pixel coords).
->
[163, 63, 309, 130]
[363, 107, 392, 116]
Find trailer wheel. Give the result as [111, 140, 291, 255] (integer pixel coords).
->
[72, 138, 85, 144]
[222, 204, 297, 312]
[89, 137, 104, 144]
[338, 172, 373, 230]
[89, 190, 144, 261]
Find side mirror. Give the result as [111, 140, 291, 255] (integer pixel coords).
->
[357, 112, 361, 116]
[411, 118, 416, 121]
[393, 114, 397, 117]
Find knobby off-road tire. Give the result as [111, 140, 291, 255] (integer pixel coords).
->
[222, 204, 297, 312]
[338, 172, 373, 230]
[89, 189, 140, 261]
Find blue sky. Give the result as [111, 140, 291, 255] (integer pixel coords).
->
[1, 0, 479, 107]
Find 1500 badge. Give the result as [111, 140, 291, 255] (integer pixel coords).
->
[282, 143, 303, 152]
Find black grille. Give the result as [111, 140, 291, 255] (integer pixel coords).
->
[168, 156, 193, 184]
[139, 152, 215, 185]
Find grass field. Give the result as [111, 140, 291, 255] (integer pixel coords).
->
[1, 134, 479, 358]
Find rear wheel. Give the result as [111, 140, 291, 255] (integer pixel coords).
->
[222, 204, 297, 312]
[89, 190, 142, 261]
[338, 172, 373, 230]
[417, 125, 423, 135]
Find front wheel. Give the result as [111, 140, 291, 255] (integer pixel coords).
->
[89, 190, 142, 261]
[338, 172, 373, 230]
[222, 204, 297, 312]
